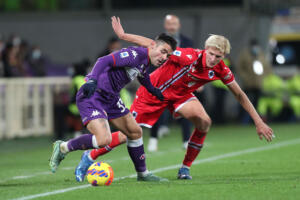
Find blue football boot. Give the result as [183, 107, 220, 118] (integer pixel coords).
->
[177, 167, 192, 180]
[75, 150, 94, 182]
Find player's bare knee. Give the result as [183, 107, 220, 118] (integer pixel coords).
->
[195, 116, 211, 132]
[127, 126, 143, 140]
[202, 117, 212, 132]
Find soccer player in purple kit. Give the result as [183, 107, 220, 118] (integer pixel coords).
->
[49, 27, 177, 182]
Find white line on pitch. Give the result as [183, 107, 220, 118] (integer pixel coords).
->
[0, 147, 183, 184]
[10, 138, 300, 200]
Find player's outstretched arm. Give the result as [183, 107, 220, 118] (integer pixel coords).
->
[111, 16, 153, 47]
[227, 81, 274, 142]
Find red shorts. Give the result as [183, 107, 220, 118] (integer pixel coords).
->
[130, 87, 197, 128]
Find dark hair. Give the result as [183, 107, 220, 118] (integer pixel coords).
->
[155, 33, 177, 51]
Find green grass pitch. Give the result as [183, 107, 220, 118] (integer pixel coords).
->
[0, 123, 299, 200]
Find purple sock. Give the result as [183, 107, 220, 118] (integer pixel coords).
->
[127, 139, 147, 172]
[67, 134, 95, 152]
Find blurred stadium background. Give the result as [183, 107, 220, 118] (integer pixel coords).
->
[0, 0, 299, 139]
[1, 1, 300, 200]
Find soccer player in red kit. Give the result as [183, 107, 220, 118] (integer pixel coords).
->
[75, 16, 274, 181]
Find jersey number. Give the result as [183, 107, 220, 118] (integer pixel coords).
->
[117, 98, 126, 113]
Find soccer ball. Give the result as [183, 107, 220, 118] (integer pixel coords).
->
[86, 162, 114, 186]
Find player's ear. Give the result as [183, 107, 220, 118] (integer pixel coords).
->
[149, 41, 156, 49]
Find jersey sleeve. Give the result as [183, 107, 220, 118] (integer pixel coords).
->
[88, 55, 114, 80]
[218, 60, 235, 85]
[88, 48, 139, 80]
[168, 48, 198, 66]
[137, 73, 156, 94]
[111, 48, 140, 68]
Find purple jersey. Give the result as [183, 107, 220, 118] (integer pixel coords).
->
[86, 46, 153, 94]
[77, 46, 158, 124]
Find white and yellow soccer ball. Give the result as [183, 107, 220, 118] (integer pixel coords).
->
[86, 162, 114, 186]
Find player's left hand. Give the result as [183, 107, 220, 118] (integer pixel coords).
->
[111, 16, 125, 39]
[152, 88, 164, 101]
[256, 121, 274, 142]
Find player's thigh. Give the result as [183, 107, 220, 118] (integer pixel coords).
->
[110, 112, 142, 139]
[177, 99, 211, 128]
[87, 118, 112, 144]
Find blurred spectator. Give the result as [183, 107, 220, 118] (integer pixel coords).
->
[27, 45, 46, 76]
[286, 74, 300, 121]
[236, 38, 272, 124]
[0, 34, 5, 77]
[97, 37, 122, 58]
[148, 14, 195, 152]
[210, 57, 233, 124]
[2, 35, 29, 77]
[164, 14, 193, 48]
[65, 58, 90, 138]
[257, 73, 285, 122]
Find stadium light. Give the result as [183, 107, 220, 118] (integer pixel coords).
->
[252, 60, 264, 75]
[276, 54, 285, 64]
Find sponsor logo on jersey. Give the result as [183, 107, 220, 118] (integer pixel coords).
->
[223, 71, 232, 80]
[131, 50, 138, 59]
[208, 70, 215, 79]
[192, 66, 196, 72]
[91, 110, 100, 117]
[173, 50, 181, 56]
[125, 67, 140, 80]
[120, 51, 129, 58]
[188, 82, 196, 87]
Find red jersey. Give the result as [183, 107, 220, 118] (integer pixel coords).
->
[131, 47, 234, 127]
[146, 47, 234, 100]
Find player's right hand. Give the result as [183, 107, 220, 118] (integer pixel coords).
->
[152, 88, 164, 101]
[82, 79, 97, 98]
[256, 121, 274, 142]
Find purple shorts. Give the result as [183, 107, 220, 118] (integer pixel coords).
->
[76, 88, 129, 125]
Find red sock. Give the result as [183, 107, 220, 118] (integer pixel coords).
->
[182, 129, 207, 167]
[90, 131, 121, 160]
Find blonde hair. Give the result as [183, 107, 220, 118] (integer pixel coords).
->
[205, 34, 231, 54]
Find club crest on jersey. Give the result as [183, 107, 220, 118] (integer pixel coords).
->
[120, 51, 129, 58]
[186, 54, 192, 59]
[188, 82, 196, 87]
[173, 50, 181, 56]
[208, 70, 215, 79]
[132, 111, 137, 119]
